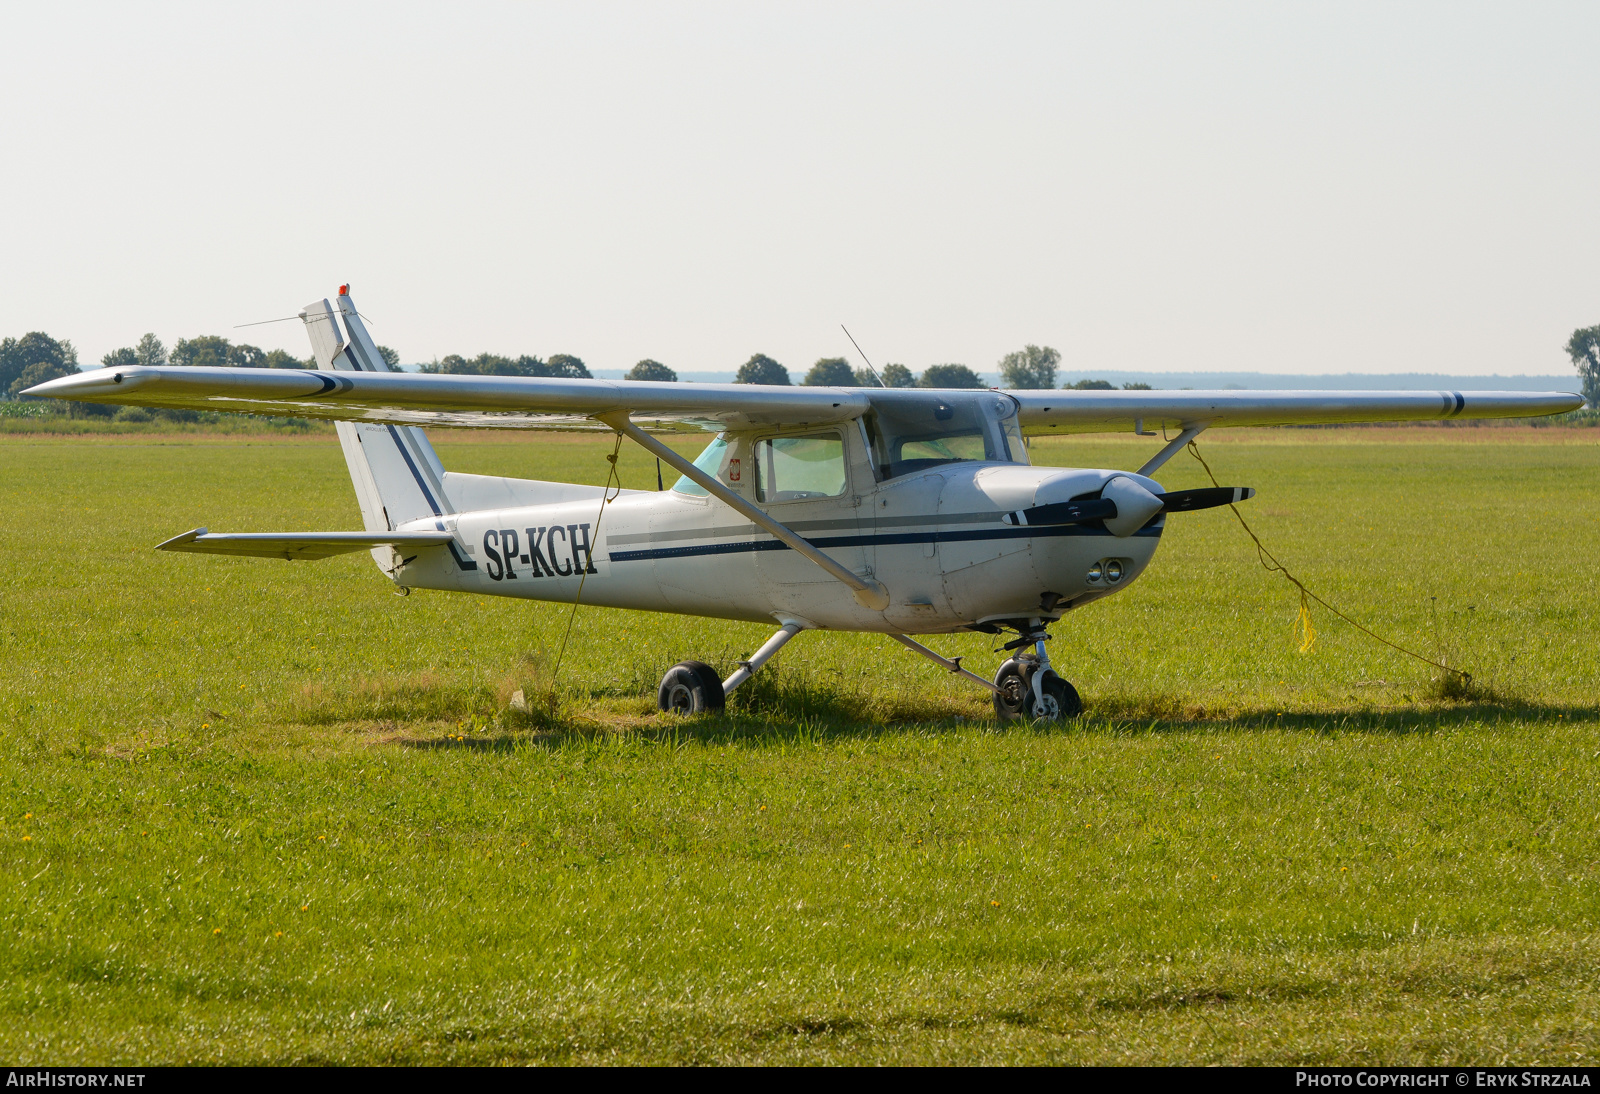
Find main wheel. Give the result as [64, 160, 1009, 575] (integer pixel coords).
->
[993, 659, 1083, 722]
[993, 658, 1031, 722]
[657, 660, 726, 715]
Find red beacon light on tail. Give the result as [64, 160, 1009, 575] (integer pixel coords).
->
[338, 284, 349, 296]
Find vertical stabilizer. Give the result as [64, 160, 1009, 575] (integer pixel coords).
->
[300, 288, 457, 573]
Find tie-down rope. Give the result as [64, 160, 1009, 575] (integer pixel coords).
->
[1185, 440, 1470, 688]
[549, 431, 625, 687]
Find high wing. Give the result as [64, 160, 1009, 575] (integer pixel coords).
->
[25, 365, 1580, 433]
[23, 365, 870, 432]
[1008, 388, 1583, 434]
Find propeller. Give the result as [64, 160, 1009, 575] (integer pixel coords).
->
[1003, 485, 1254, 527]
[1156, 486, 1255, 512]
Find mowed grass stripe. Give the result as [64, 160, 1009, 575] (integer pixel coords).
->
[0, 429, 1596, 1064]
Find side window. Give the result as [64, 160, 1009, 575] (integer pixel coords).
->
[671, 433, 730, 496]
[755, 433, 846, 502]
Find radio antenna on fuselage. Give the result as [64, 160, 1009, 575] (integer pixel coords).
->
[840, 325, 883, 387]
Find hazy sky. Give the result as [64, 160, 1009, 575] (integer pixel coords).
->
[2, 1, 1597, 377]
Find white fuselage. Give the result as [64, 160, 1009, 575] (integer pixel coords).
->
[390, 447, 1165, 634]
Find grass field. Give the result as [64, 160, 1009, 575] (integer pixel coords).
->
[1, 426, 1597, 1064]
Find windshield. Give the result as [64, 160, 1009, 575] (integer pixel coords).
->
[861, 392, 1027, 480]
[671, 433, 731, 496]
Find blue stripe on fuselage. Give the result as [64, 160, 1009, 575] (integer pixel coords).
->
[608, 521, 1161, 563]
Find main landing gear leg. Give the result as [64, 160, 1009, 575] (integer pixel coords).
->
[657, 620, 807, 715]
[992, 620, 1083, 723]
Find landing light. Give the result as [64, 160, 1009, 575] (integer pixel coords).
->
[1088, 558, 1126, 586]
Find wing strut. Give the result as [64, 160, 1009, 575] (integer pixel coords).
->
[1136, 424, 1209, 476]
[599, 413, 890, 611]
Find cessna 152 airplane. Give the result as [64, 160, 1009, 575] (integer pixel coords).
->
[27, 287, 1584, 721]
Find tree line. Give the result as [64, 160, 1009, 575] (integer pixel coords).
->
[725, 345, 1150, 390]
[0, 331, 1150, 403]
[19, 323, 1595, 407]
[0, 331, 405, 416]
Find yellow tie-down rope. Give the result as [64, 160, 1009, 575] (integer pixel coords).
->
[1185, 440, 1471, 688]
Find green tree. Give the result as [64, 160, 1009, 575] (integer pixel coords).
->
[419, 354, 467, 375]
[1566, 325, 1600, 407]
[1066, 378, 1114, 390]
[229, 343, 266, 368]
[626, 359, 677, 382]
[422, 353, 510, 376]
[168, 337, 303, 369]
[804, 357, 855, 386]
[472, 353, 516, 375]
[10, 359, 77, 397]
[375, 345, 400, 369]
[920, 363, 983, 389]
[998, 344, 1060, 389]
[852, 367, 882, 387]
[879, 363, 916, 388]
[101, 347, 139, 369]
[420, 352, 591, 379]
[135, 333, 166, 367]
[1122, 381, 1153, 390]
[735, 354, 791, 385]
[170, 336, 232, 368]
[1, 332, 76, 395]
[546, 354, 591, 379]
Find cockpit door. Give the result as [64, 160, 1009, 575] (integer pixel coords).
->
[751, 428, 875, 607]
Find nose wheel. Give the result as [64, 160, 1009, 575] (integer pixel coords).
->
[990, 621, 1083, 723]
[993, 659, 1081, 722]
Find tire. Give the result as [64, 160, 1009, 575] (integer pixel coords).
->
[993, 659, 1083, 722]
[657, 660, 726, 715]
[1033, 671, 1083, 720]
[993, 658, 1031, 722]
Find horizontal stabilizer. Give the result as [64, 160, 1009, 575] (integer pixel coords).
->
[155, 527, 454, 561]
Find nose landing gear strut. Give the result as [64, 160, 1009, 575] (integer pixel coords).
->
[891, 621, 1083, 723]
[991, 622, 1082, 723]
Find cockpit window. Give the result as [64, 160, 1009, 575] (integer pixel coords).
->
[861, 392, 1027, 480]
[671, 432, 730, 496]
[756, 433, 846, 501]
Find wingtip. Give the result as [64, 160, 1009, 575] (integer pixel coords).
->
[21, 366, 132, 401]
[155, 527, 208, 551]
[19, 375, 76, 398]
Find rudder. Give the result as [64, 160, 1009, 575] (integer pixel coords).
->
[300, 288, 452, 534]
